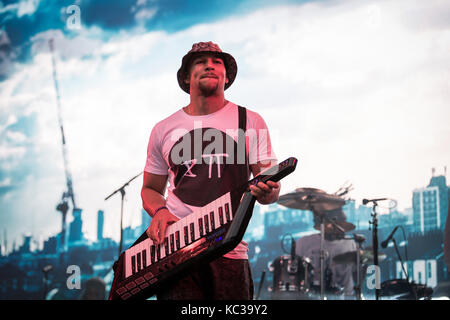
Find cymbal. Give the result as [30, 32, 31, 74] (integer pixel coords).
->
[333, 250, 387, 265]
[278, 188, 345, 212]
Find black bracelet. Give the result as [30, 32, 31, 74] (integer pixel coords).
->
[153, 206, 168, 217]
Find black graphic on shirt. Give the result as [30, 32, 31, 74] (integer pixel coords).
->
[168, 127, 248, 207]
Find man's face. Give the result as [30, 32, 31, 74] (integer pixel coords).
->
[185, 53, 228, 95]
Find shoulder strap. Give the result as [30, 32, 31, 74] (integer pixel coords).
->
[237, 105, 249, 179]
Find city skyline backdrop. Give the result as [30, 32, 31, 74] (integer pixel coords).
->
[1, 0, 449, 249]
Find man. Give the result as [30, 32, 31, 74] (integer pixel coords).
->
[295, 209, 357, 299]
[141, 41, 280, 300]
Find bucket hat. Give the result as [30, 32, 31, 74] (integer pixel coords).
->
[177, 41, 237, 94]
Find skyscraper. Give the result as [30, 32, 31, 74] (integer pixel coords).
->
[97, 210, 104, 241]
[68, 208, 83, 243]
[412, 173, 449, 233]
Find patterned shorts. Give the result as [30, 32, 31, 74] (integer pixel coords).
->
[156, 257, 254, 300]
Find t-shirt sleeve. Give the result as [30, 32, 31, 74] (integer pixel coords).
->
[144, 124, 169, 175]
[247, 111, 277, 165]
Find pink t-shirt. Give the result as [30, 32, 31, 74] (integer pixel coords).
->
[144, 101, 277, 259]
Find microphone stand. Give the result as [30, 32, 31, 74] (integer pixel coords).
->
[368, 200, 380, 300]
[255, 271, 266, 300]
[392, 238, 417, 300]
[105, 172, 143, 256]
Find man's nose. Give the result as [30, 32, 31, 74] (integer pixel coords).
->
[204, 59, 214, 70]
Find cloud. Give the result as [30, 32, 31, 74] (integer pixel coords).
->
[1, 0, 449, 246]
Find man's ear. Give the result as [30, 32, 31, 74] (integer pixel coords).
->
[225, 77, 229, 84]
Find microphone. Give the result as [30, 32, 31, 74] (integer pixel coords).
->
[362, 198, 388, 205]
[381, 226, 400, 248]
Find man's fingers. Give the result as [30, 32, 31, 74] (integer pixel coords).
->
[159, 220, 168, 244]
[148, 220, 161, 244]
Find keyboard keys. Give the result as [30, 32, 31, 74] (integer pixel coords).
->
[175, 231, 180, 250]
[170, 234, 175, 253]
[218, 206, 224, 225]
[151, 245, 156, 263]
[209, 210, 215, 230]
[184, 225, 189, 245]
[204, 214, 210, 233]
[164, 237, 169, 256]
[198, 217, 204, 236]
[123, 192, 233, 279]
[137, 252, 142, 271]
[131, 255, 137, 274]
[225, 202, 231, 222]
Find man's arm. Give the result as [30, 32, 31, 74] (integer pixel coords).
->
[141, 171, 179, 244]
[249, 160, 281, 205]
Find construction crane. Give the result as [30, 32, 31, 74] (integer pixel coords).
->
[49, 39, 78, 250]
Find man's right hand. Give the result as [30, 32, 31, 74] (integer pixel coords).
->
[146, 208, 179, 244]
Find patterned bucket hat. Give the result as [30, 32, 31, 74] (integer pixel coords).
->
[177, 41, 237, 94]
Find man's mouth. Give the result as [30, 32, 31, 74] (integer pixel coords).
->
[201, 73, 218, 79]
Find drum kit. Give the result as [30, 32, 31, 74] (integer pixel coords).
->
[268, 187, 390, 300]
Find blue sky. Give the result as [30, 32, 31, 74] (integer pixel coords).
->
[0, 0, 449, 251]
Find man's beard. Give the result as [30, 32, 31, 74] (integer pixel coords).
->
[198, 81, 220, 97]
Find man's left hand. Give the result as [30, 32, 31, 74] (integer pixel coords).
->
[249, 180, 280, 205]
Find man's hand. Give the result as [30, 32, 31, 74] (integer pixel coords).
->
[249, 180, 280, 205]
[146, 208, 179, 244]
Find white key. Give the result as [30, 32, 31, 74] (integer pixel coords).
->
[187, 212, 196, 243]
[197, 206, 206, 237]
[209, 201, 220, 230]
[137, 242, 146, 271]
[179, 216, 187, 248]
[165, 224, 174, 255]
[216, 196, 225, 227]
[223, 193, 232, 222]
[144, 238, 152, 267]
[193, 212, 200, 241]
[159, 241, 166, 260]
[125, 250, 133, 278]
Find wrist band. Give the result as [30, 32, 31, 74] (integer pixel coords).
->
[152, 206, 168, 217]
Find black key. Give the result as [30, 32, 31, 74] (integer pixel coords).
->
[131, 255, 137, 274]
[184, 226, 189, 244]
[150, 245, 156, 263]
[142, 250, 147, 268]
[137, 252, 142, 271]
[156, 244, 161, 260]
[190, 222, 195, 243]
[164, 237, 169, 256]
[204, 215, 210, 233]
[175, 231, 181, 250]
[209, 211, 215, 230]
[198, 218, 204, 237]
[170, 233, 175, 253]
[218, 207, 224, 225]
[225, 203, 231, 221]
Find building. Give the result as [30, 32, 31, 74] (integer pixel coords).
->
[68, 208, 83, 243]
[413, 173, 449, 234]
[97, 210, 104, 241]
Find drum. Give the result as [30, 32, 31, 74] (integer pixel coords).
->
[380, 279, 412, 299]
[380, 279, 433, 300]
[269, 255, 313, 300]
